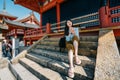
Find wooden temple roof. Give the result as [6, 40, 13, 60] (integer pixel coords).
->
[4, 18, 39, 29]
[14, 0, 65, 13]
[14, 0, 44, 12]
[0, 10, 17, 20]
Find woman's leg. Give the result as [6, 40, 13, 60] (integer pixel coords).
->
[73, 40, 81, 65]
[66, 42, 74, 78]
[73, 40, 78, 57]
[68, 49, 74, 78]
[68, 50, 74, 68]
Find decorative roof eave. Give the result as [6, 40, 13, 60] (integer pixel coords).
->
[14, 0, 65, 13]
[17, 13, 40, 25]
[14, 0, 41, 13]
[33, 15, 40, 25]
[0, 10, 17, 20]
[17, 14, 33, 22]
[4, 18, 39, 29]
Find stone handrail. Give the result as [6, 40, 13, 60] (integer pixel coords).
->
[11, 34, 48, 64]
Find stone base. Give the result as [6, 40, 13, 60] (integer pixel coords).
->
[94, 30, 120, 80]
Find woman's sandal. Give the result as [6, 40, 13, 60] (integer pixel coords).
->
[68, 67, 74, 78]
[75, 56, 81, 65]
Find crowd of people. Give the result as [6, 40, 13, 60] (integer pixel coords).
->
[2, 38, 25, 60]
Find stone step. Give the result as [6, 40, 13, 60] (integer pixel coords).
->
[9, 63, 39, 80]
[0, 67, 16, 80]
[26, 53, 94, 80]
[35, 45, 97, 57]
[30, 49, 96, 69]
[44, 37, 60, 42]
[44, 36, 98, 42]
[39, 41, 98, 49]
[0, 58, 8, 69]
[80, 36, 98, 42]
[19, 58, 72, 80]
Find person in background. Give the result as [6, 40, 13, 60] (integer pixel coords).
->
[8, 40, 12, 58]
[2, 41, 6, 57]
[64, 20, 81, 78]
[6, 40, 12, 60]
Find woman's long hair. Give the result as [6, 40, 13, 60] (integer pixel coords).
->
[64, 20, 73, 36]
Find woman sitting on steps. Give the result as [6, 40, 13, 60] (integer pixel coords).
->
[64, 20, 81, 78]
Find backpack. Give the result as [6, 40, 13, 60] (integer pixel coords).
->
[59, 37, 66, 52]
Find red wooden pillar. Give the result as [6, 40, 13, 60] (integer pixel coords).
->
[29, 39, 32, 45]
[24, 30, 27, 46]
[46, 23, 51, 34]
[99, 0, 109, 28]
[40, 13, 43, 33]
[56, 3, 61, 30]
[14, 29, 17, 38]
[40, 14, 43, 33]
[40, 13, 42, 28]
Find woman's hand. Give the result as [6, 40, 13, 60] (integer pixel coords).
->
[70, 27, 75, 35]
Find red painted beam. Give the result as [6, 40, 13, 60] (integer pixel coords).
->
[57, 0, 65, 3]
[40, 0, 56, 13]
[109, 22, 120, 27]
[40, 0, 65, 13]
[110, 13, 120, 18]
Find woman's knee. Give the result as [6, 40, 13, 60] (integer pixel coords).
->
[73, 40, 78, 46]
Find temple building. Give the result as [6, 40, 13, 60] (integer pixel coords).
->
[0, 0, 119, 80]
[4, 12, 40, 45]
[0, 0, 40, 42]
[12, 0, 120, 45]
[0, 0, 17, 39]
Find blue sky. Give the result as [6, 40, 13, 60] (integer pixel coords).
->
[0, 0, 40, 21]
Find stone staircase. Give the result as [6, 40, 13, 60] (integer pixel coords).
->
[0, 35, 98, 80]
